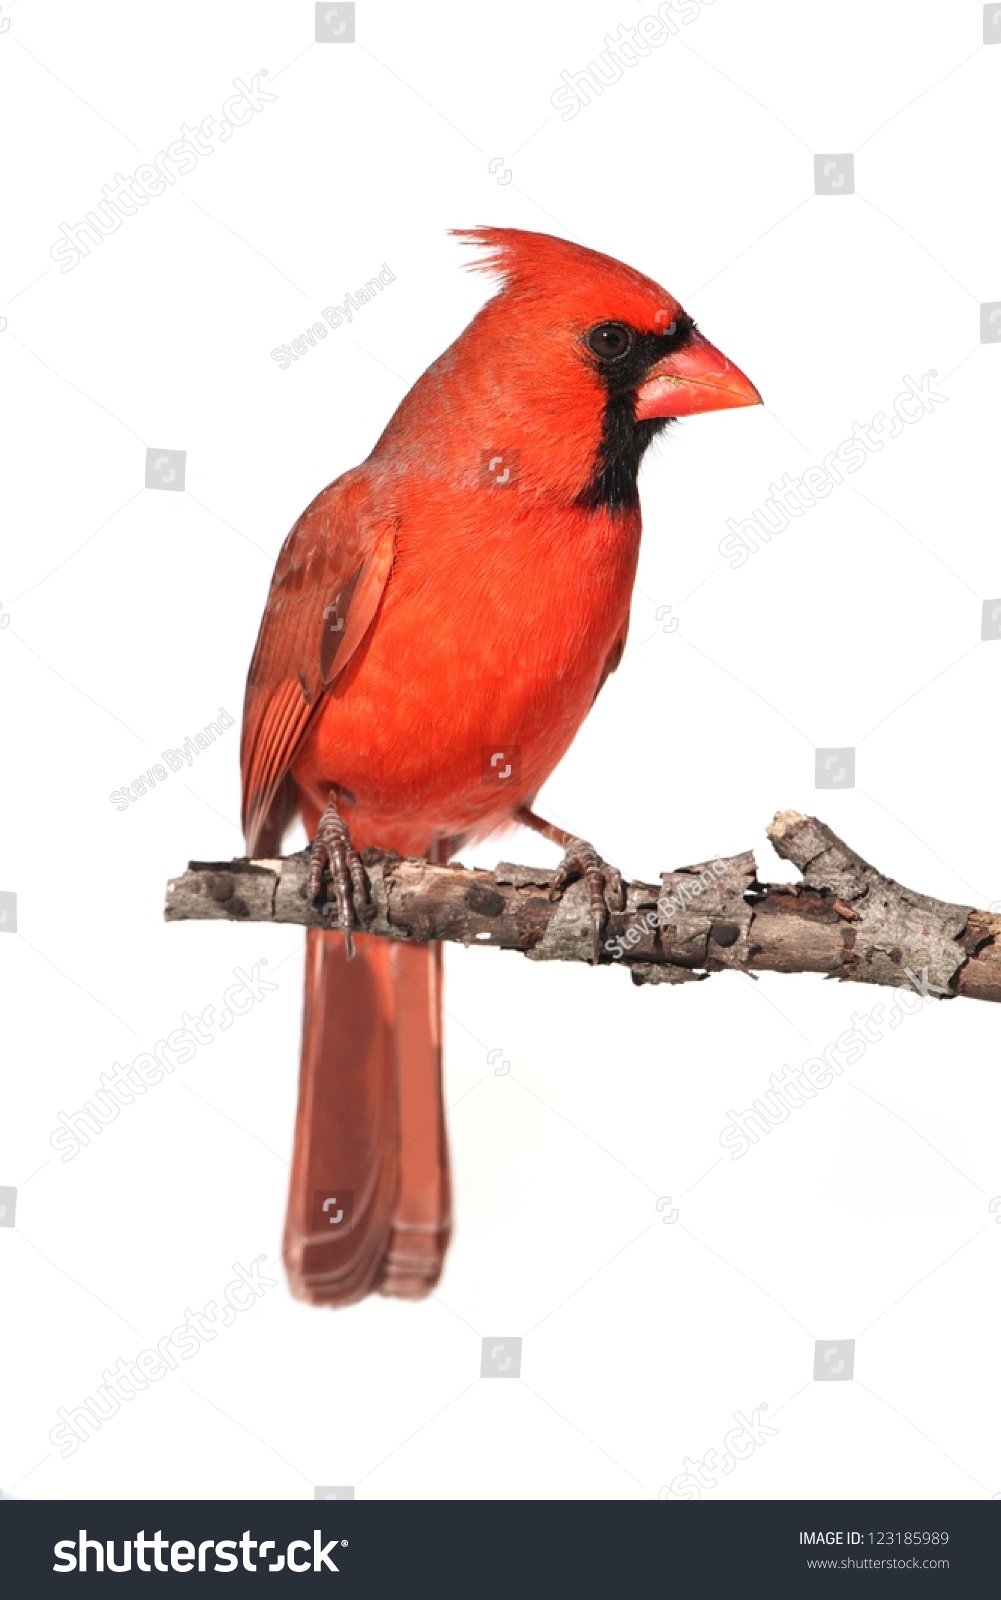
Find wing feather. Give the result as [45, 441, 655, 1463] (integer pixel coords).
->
[241, 472, 396, 854]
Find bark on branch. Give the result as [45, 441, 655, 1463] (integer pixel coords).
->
[164, 810, 1001, 1004]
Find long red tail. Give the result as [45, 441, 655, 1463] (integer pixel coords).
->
[283, 930, 451, 1306]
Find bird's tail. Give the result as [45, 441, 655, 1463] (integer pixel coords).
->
[283, 929, 451, 1306]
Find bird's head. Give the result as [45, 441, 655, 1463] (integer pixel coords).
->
[436, 226, 762, 511]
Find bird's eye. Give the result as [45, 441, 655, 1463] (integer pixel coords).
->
[586, 322, 633, 361]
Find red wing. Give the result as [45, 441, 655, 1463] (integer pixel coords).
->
[241, 472, 397, 855]
[591, 629, 626, 709]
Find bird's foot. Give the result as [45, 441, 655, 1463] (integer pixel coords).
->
[308, 793, 370, 958]
[549, 837, 624, 964]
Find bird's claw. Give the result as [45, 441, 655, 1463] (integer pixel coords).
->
[308, 798, 370, 959]
[549, 836, 624, 964]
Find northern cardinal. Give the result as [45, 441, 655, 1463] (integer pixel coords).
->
[241, 228, 760, 1306]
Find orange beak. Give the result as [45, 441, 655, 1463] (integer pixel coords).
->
[634, 332, 762, 421]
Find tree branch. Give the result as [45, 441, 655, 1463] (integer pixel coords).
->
[164, 810, 1001, 1004]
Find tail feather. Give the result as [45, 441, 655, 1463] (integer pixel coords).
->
[380, 941, 451, 1297]
[283, 929, 450, 1307]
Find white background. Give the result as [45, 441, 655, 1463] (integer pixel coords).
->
[1, 0, 999, 1502]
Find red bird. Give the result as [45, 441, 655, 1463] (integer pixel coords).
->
[241, 228, 760, 1306]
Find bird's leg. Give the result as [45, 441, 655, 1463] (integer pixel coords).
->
[515, 804, 625, 963]
[308, 790, 370, 959]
